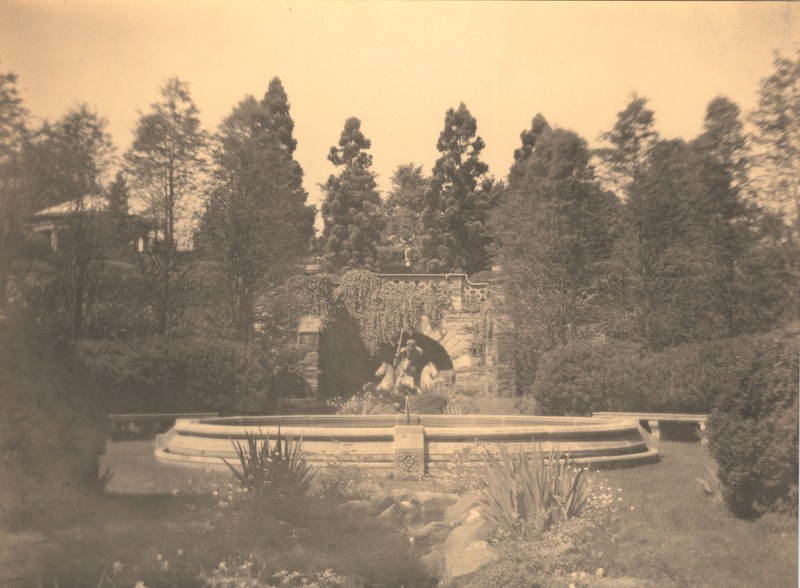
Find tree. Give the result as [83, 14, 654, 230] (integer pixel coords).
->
[320, 117, 385, 272]
[126, 78, 207, 335]
[510, 113, 550, 179]
[201, 84, 314, 341]
[34, 106, 115, 337]
[491, 127, 617, 382]
[596, 94, 658, 199]
[689, 97, 753, 336]
[381, 163, 428, 270]
[750, 50, 800, 228]
[0, 68, 28, 312]
[420, 103, 494, 275]
[106, 171, 130, 251]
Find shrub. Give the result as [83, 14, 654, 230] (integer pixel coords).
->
[527, 339, 643, 416]
[223, 429, 316, 498]
[480, 445, 588, 538]
[526, 330, 792, 416]
[77, 337, 301, 415]
[408, 393, 448, 414]
[0, 318, 108, 528]
[707, 324, 799, 518]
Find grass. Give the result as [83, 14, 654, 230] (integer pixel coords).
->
[593, 441, 797, 588]
[3, 438, 796, 587]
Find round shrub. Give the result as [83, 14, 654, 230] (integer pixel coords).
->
[707, 325, 799, 518]
[527, 339, 643, 416]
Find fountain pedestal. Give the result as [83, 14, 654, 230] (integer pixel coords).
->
[393, 425, 425, 480]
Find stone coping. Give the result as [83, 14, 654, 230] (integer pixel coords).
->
[593, 411, 708, 422]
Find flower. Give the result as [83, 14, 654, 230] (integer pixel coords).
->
[176, 548, 184, 557]
[596, 567, 605, 578]
[134, 582, 147, 588]
[111, 561, 123, 574]
[156, 554, 162, 561]
[218, 561, 228, 571]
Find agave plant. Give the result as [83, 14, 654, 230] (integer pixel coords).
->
[222, 427, 316, 497]
[480, 443, 588, 537]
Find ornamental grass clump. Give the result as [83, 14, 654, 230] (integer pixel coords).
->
[480, 445, 588, 538]
[222, 428, 316, 498]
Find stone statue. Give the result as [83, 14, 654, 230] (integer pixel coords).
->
[394, 339, 422, 392]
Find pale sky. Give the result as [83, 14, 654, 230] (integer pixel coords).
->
[1, 1, 798, 222]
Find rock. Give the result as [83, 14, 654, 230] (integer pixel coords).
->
[444, 490, 483, 525]
[391, 488, 415, 501]
[418, 548, 445, 579]
[409, 521, 452, 553]
[413, 491, 460, 519]
[444, 517, 499, 584]
[368, 489, 394, 514]
[399, 499, 422, 528]
[335, 500, 372, 517]
[377, 502, 402, 526]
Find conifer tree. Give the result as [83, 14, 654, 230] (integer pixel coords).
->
[320, 117, 384, 272]
[420, 103, 493, 275]
[202, 82, 314, 341]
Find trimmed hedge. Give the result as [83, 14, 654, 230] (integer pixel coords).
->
[707, 325, 799, 518]
[524, 331, 791, 416]
[77, 337, 306, 415]
[0, 318, 108, 528]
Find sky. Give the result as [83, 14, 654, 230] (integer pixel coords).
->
[1, 1, 798, 224]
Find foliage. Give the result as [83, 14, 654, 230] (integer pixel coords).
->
[408, 393, 448, 414]
[329, 385, 400, 415]
[480, 445, 588, 538]
[707, 323, 799, 518]
[419, 102, 495, 274]
[199, 80, 314, 341]
[76, 336, 300, 414]
[201, 560, 357, 588]
[0, 67, 29, 312]
[525, 331, 795, 416]
[749, 49, 800, 225]
[491, 126, 617, 380]
[0, 318, 108, 528]
[320, 117, 385, 272]
[223, 429, 316, 498]
[526, 338, 643, 416]
[125, 77, 207, 335]
[335, 269, 451, 353]
[596, 93, 658, 198]
[380, 163, 429, 271]
[464, 518, 606, 588]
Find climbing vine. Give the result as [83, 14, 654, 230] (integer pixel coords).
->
[335, 270, 452, 353]
[466, 299, 493, 365]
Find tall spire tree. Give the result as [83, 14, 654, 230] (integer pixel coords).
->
[596, 94, 658, 199]
[420, 103, 494, 275]
[320, 117, 384, 272]
[201, 83, 314, 341]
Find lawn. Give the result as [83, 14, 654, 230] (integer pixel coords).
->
[1, 439, 796, 587]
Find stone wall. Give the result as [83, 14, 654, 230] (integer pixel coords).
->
[294, 273, 517, 398]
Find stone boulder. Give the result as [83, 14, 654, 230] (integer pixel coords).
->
[444, 490, 484, 525]
[444, 517, 499, 585]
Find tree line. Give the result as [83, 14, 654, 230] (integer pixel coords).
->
[0, 52, 796, 376]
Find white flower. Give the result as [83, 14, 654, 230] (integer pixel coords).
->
[218, 561, 228, 571]
[111, 561, 123, 574]
[161, 560, 169, 572]
[156, 554, 162, 561]
[134, 582, 147, 588]
[176, 548, 184, 557]
[596, 567, 605, 578]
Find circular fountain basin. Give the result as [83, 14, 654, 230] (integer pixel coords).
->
[155, 414, 657, 475]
